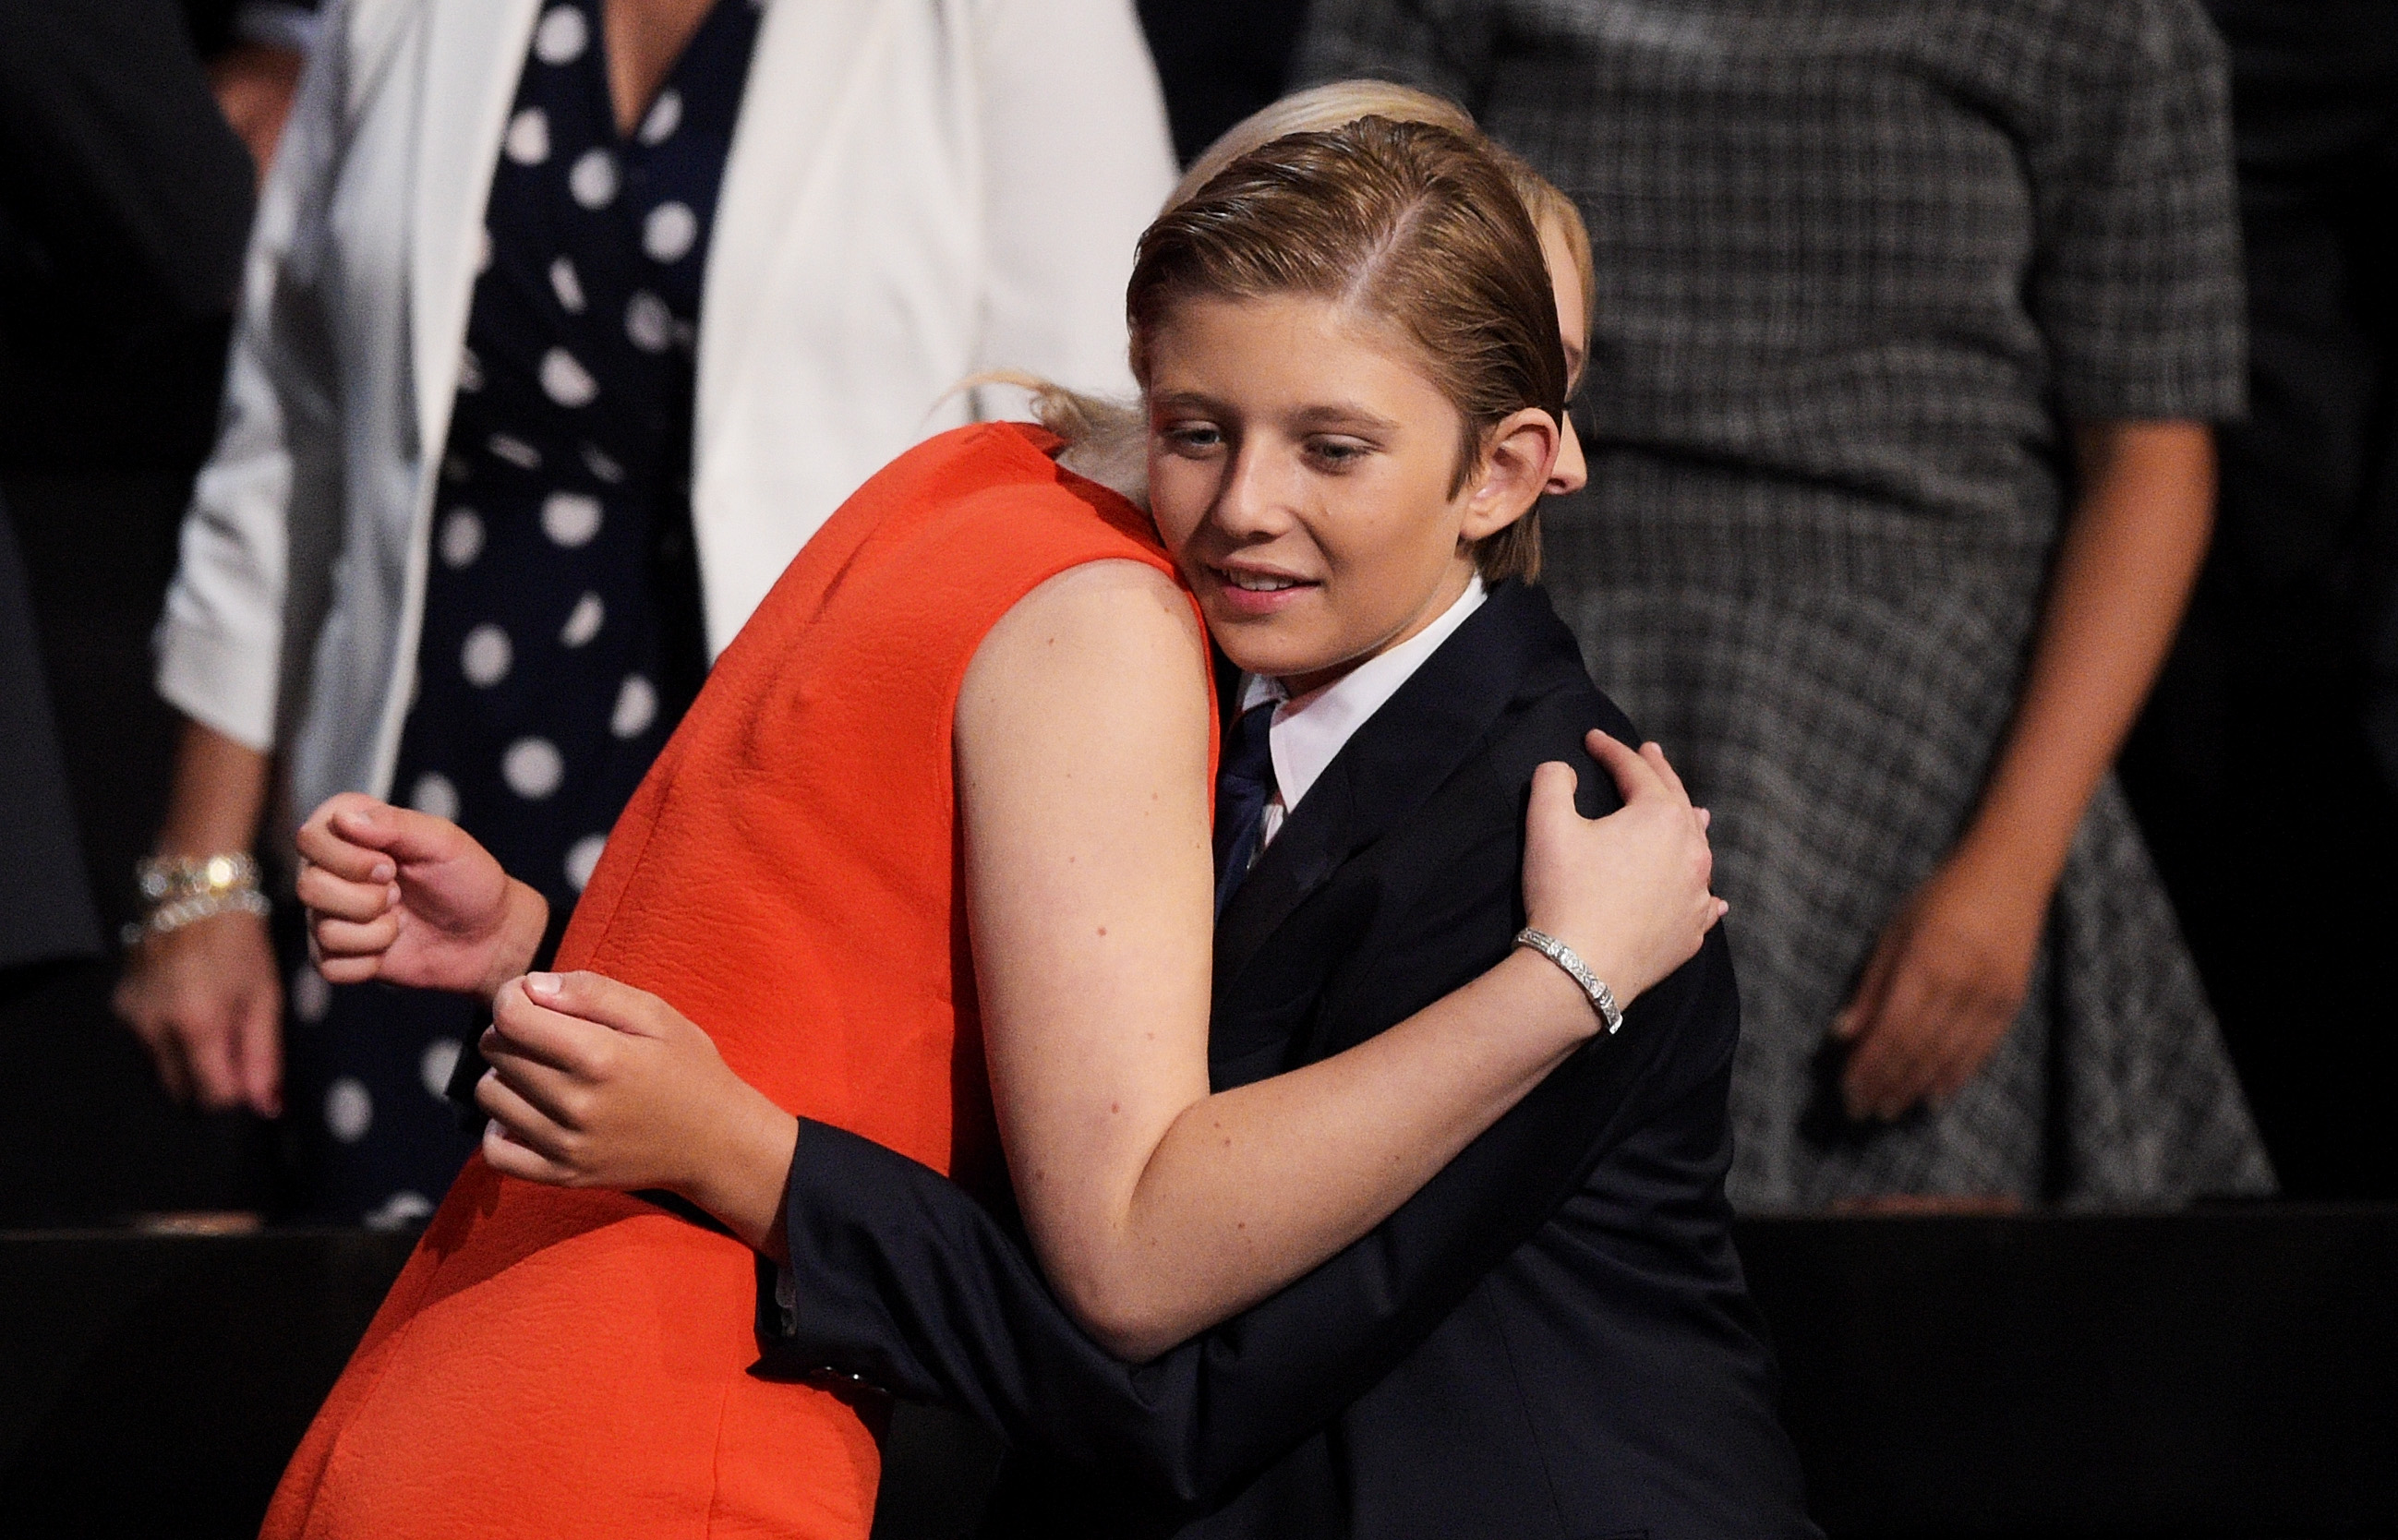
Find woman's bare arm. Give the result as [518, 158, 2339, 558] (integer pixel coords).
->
[1836, 419, 2215, 1119]
[113, 717, 283, 1113]
[958, 559, 1708, 1359]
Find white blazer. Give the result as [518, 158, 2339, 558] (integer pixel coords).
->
[158, 0, 1175, 817]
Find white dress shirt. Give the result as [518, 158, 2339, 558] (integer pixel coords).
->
[1238, 575, 1487, 855]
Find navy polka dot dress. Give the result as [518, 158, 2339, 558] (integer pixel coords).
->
[283, 0, 762, 1226]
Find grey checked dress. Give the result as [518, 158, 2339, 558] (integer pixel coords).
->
[1300, 0, 2276, 1208]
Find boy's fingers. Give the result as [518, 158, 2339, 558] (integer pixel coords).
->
[475, 1069, 574, 1161]
[480, 1037, 584, 1129]
[523, 970, 671, 1038]
[488, 979, 612, 1074]
[480, 1120, 567, 1185]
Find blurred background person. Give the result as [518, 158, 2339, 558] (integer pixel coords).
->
[115, 0, 1175, 1226]
[2125, 0, 2398, 1199]
[0, 0, 309, 1226]
[1135, 0, 1311, 166]
[1299, 0, 2274, 1209]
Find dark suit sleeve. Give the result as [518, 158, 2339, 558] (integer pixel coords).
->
[765, 917, 1724, 1504]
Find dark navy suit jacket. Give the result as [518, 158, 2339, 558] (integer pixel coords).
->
[762, 580, 1818, 1539]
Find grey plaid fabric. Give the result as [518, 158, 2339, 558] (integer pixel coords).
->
[1298, 0, 2274, 1208]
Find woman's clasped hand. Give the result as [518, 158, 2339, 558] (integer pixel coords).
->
[1524, 729, 1724, 1014]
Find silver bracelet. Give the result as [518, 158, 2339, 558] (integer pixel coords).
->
[1514, 927, 1623, 1035]
[124, 853, 271, 947]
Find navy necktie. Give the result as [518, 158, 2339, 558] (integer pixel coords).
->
[1212, 701, 1278, 918]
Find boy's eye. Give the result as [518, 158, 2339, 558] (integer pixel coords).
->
[1304, 438, 1370, 469]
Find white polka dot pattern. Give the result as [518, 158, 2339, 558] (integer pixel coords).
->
[410, 771, 460, 822]
[439, 509, 485, 568]
[364, 1190, 434, 1232]
[548, 256, 586, 313]
[638, 89, 682, 145]
[569, 148, 619, 209]
[533, 5, 587, 64]
[290, 965, 331, 1024]
[462, 623, 513, 686]
[504, 737, 565, 799]
[504, 107, 549, 165]
[611, 674, 658, 739]
[643, 201, 698, 262]
[542, 491, 602, 547]
[420, 1038, 464, 1100]
[540, 346, 597, 407]
[582, 443, 625, 483]
[624, 291, 672, 353]
[560, 592, 605, 646]
[489, 433, 541, 469]
[326, 1077, 374, 1142]
[565, 833, 608, 892]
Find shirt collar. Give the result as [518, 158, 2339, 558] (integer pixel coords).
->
[1238, 575, 1488, 817]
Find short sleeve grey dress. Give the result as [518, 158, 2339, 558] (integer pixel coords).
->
[1299, 0, 2276, 1208]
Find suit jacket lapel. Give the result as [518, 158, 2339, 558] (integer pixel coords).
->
[1213, 582, 1564, 992]
[409, 0, 538, 462]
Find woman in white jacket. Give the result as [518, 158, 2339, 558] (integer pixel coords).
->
[113, 0, 1175, 1224]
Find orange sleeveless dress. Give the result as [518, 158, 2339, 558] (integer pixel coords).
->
[262, 422, 1204, 1538]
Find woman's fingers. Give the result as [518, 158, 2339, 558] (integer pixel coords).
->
[1639, 739, 1693, 805]
[295, 806, 397, 884]
[329, 799, 476, 867]
[312, 910, 401, 959]
[1832, 929, 1900, 1045]
[296, 861, 397, 923]
[1582, 729, 1666, 807]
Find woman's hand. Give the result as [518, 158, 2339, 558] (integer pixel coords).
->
[114, 911, 283, 1116]
[476, 971, 798, 1253]
[295, 793, 548, 1004]
[1832, 853, 2046, 1121]
[1523, 730, 1725, 1011]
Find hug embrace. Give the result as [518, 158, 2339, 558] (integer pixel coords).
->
[270, 100, 1820, 1540]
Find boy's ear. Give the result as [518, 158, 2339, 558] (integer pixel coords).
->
[1458, 408, 1561, 544]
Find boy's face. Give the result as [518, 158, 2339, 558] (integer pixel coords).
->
[1145, 294, 1537, 700]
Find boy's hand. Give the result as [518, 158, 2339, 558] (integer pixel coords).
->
[477, 971, 797, 1253]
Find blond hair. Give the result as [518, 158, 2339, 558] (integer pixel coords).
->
[1031, 87, 1591, 580]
